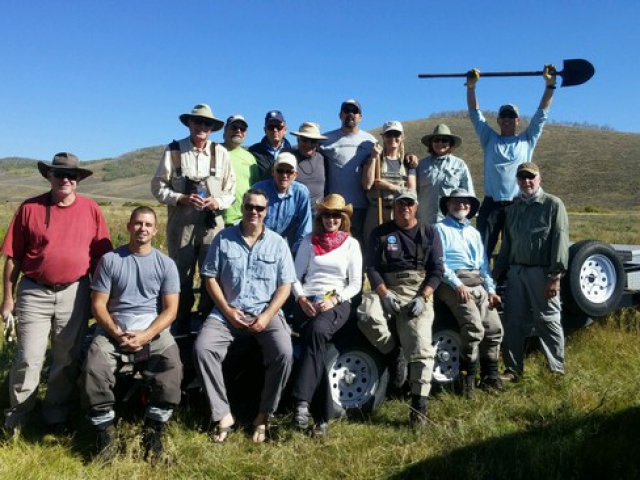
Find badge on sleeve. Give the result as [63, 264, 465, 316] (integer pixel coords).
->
[387, 235, 399, 252]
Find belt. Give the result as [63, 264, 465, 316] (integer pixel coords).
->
[26, 276, 77, 292]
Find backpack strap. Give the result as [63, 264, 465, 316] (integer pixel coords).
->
[169, 140, 181, 171]
[209, 141, 217, 175]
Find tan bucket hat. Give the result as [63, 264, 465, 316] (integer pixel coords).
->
[316, 194, 353, 217]
[421, 124, 463, 149]
[291, 122, 328, 140]
[179, 104, 224, 131]
[37, 152, 93, 181]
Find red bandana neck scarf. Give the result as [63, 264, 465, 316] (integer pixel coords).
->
[312, 230, 349, 255]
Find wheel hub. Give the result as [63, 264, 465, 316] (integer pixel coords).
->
[329, 351, 379, 409]
[579, 254, 617, 303]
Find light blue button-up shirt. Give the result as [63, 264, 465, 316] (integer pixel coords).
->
[201, 225, 296, 323]
[435, 216, 495, 294]
[251, 179, 312, 253]
[469, 108, 547, 201]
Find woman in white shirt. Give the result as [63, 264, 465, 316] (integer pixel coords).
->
[290, 194, 363, 437]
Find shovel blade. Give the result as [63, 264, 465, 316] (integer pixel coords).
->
[560, 59, 595, 87]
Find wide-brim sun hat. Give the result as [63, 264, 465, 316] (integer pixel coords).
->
[179, 103, 224, 131]
[291, 122, 328, 140]
[421, 124, 462, 149]
[439, 188, 480, 219]
[316, 194, 353, 217]
[37, 152, 93, 181]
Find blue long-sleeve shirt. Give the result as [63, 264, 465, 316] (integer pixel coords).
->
[434, 216, 495, 294]
[469, 108, 547, 201]
[251, 179, 312, 253]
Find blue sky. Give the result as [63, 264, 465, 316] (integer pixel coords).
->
[2, 0, 638, 161]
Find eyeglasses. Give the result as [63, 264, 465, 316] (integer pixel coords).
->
[51, 170, 79, 180]
[341, 106, 360, 115]
[499, 112, 518, 119]
[229, 123, 247, 132]
[276, 168, 295, 176]
[266, 124, 285, 131]
[397, 199, 416, 208]
[432, 137, 451, 144]
[322, 211, 342, 219]
[450, 198, 471, 205]
[384, 131, 402, 139]
[243, 203, 267, 213]
[300, 137, 320, 145]
[191, 118, 215, 128]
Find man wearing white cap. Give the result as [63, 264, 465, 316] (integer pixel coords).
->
[151, 104, 236, 335]
[289, 122, 328, 214]
[252, 152, 313, 253]
[465, 65, 557, 258]
[222, 115, 260, 227]
[320, 99, 376, 244]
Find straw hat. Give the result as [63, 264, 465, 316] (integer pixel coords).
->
[291, 122, 328, 140]
[179, 104, 224, 131]
[316, 194, 353, 217]
[37, 152, 93, 181]
[421, 124, 463, 148]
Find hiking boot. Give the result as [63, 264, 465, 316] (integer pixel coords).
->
[499, 369, 521, 383]
[293, 401, 310, 431]
[313, 422, 329, 438]
[455, 361, 477, 399]
[386, 347, 407, 389]
[142, 420, 165, 463]
[95, 424, 117, 463]
[409, 395, 428, 429]
[478, 375, 505, 392]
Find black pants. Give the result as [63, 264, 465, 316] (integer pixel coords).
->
[290, 300, 350, 422]
[476, 196, 514, 260]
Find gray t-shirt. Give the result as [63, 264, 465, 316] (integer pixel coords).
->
[91, 246, 180, 331]
[320, 129, 376, 209]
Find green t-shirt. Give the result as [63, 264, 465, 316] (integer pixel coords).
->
[223, 147, 260, 225]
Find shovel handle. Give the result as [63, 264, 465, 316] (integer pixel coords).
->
[418, 71, 544, 79]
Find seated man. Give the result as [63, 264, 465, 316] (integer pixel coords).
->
[252, 152, 312, 253]
[194, 189, 295, 444]
[434, 189, 503, 398]
[357, 189, 444, 427]
[81, 207, 182, 462]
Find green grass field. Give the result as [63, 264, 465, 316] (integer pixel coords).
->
[1, 205, 640, 479]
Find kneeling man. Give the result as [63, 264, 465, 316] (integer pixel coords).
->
[194, 189, 295, 443]
[82, 207, 182, 462]
[435, 189, 503, 398]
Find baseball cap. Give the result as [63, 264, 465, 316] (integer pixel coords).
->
[393, 188, 418, 203]
[274, 152, 297, 171]
[265, 110, 285, 125]
[382, 121, 403, 134]
[498, 104, 520, 117]
[517, 162, 540, 176]
[226, 114, 248, 128]
[341, 99, 362, 113]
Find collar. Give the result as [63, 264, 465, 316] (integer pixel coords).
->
[444, 215, 470, 228]
[519, 187, 544, 204]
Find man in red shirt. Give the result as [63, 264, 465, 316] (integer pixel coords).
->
[1, 152, 112, 435]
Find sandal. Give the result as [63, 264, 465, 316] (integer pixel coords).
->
[252, 425, 267, 444]
[211, 422, 235, 443]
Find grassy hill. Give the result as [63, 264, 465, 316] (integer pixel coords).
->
[1, 113, 639, 210]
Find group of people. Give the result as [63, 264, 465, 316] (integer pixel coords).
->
[1, 64, 570, 461]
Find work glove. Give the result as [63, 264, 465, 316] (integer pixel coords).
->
[4, 312, 17, 343]
[543, 64, 557, 87]
[381, 292, 401, 315]
[465, 68, 480, 88]
[406, 296, 426, 318]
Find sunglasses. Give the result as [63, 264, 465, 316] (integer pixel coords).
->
[276, 168, 295, 176]
[341, 106, 360, 115]
[243, 203, 267, 213]
[322, 211, 342, 219]
[432, 137, 451, 144]
[229, 123, 247, 132]
[51, 170, 79, 180]
[397, 199, 416, 208]
[517, 173, 537, 180]
[384, 131, 402, 139]
[266, 124, 285, 131]
[499, 112, 518, 119]
[300, 137, 320, 145]
[192, 118, 215, 128]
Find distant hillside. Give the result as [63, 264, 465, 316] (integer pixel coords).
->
[1, 113, 639, 210]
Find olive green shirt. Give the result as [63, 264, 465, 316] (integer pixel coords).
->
[495, 188, 569, 275]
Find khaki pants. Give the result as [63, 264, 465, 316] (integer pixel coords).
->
[5, 277, 90, 428]
[436, 283, 503, 363]
[357, 271, 434, 396]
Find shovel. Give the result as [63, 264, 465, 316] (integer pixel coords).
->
[418, 59, 595, 87]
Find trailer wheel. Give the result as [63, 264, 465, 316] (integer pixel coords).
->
[431, 329, 462, 385]
[325, 339, 388, 414]
[563, 240, 625, 318]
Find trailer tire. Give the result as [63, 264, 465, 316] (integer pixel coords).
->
[562, 240, 625, 318]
